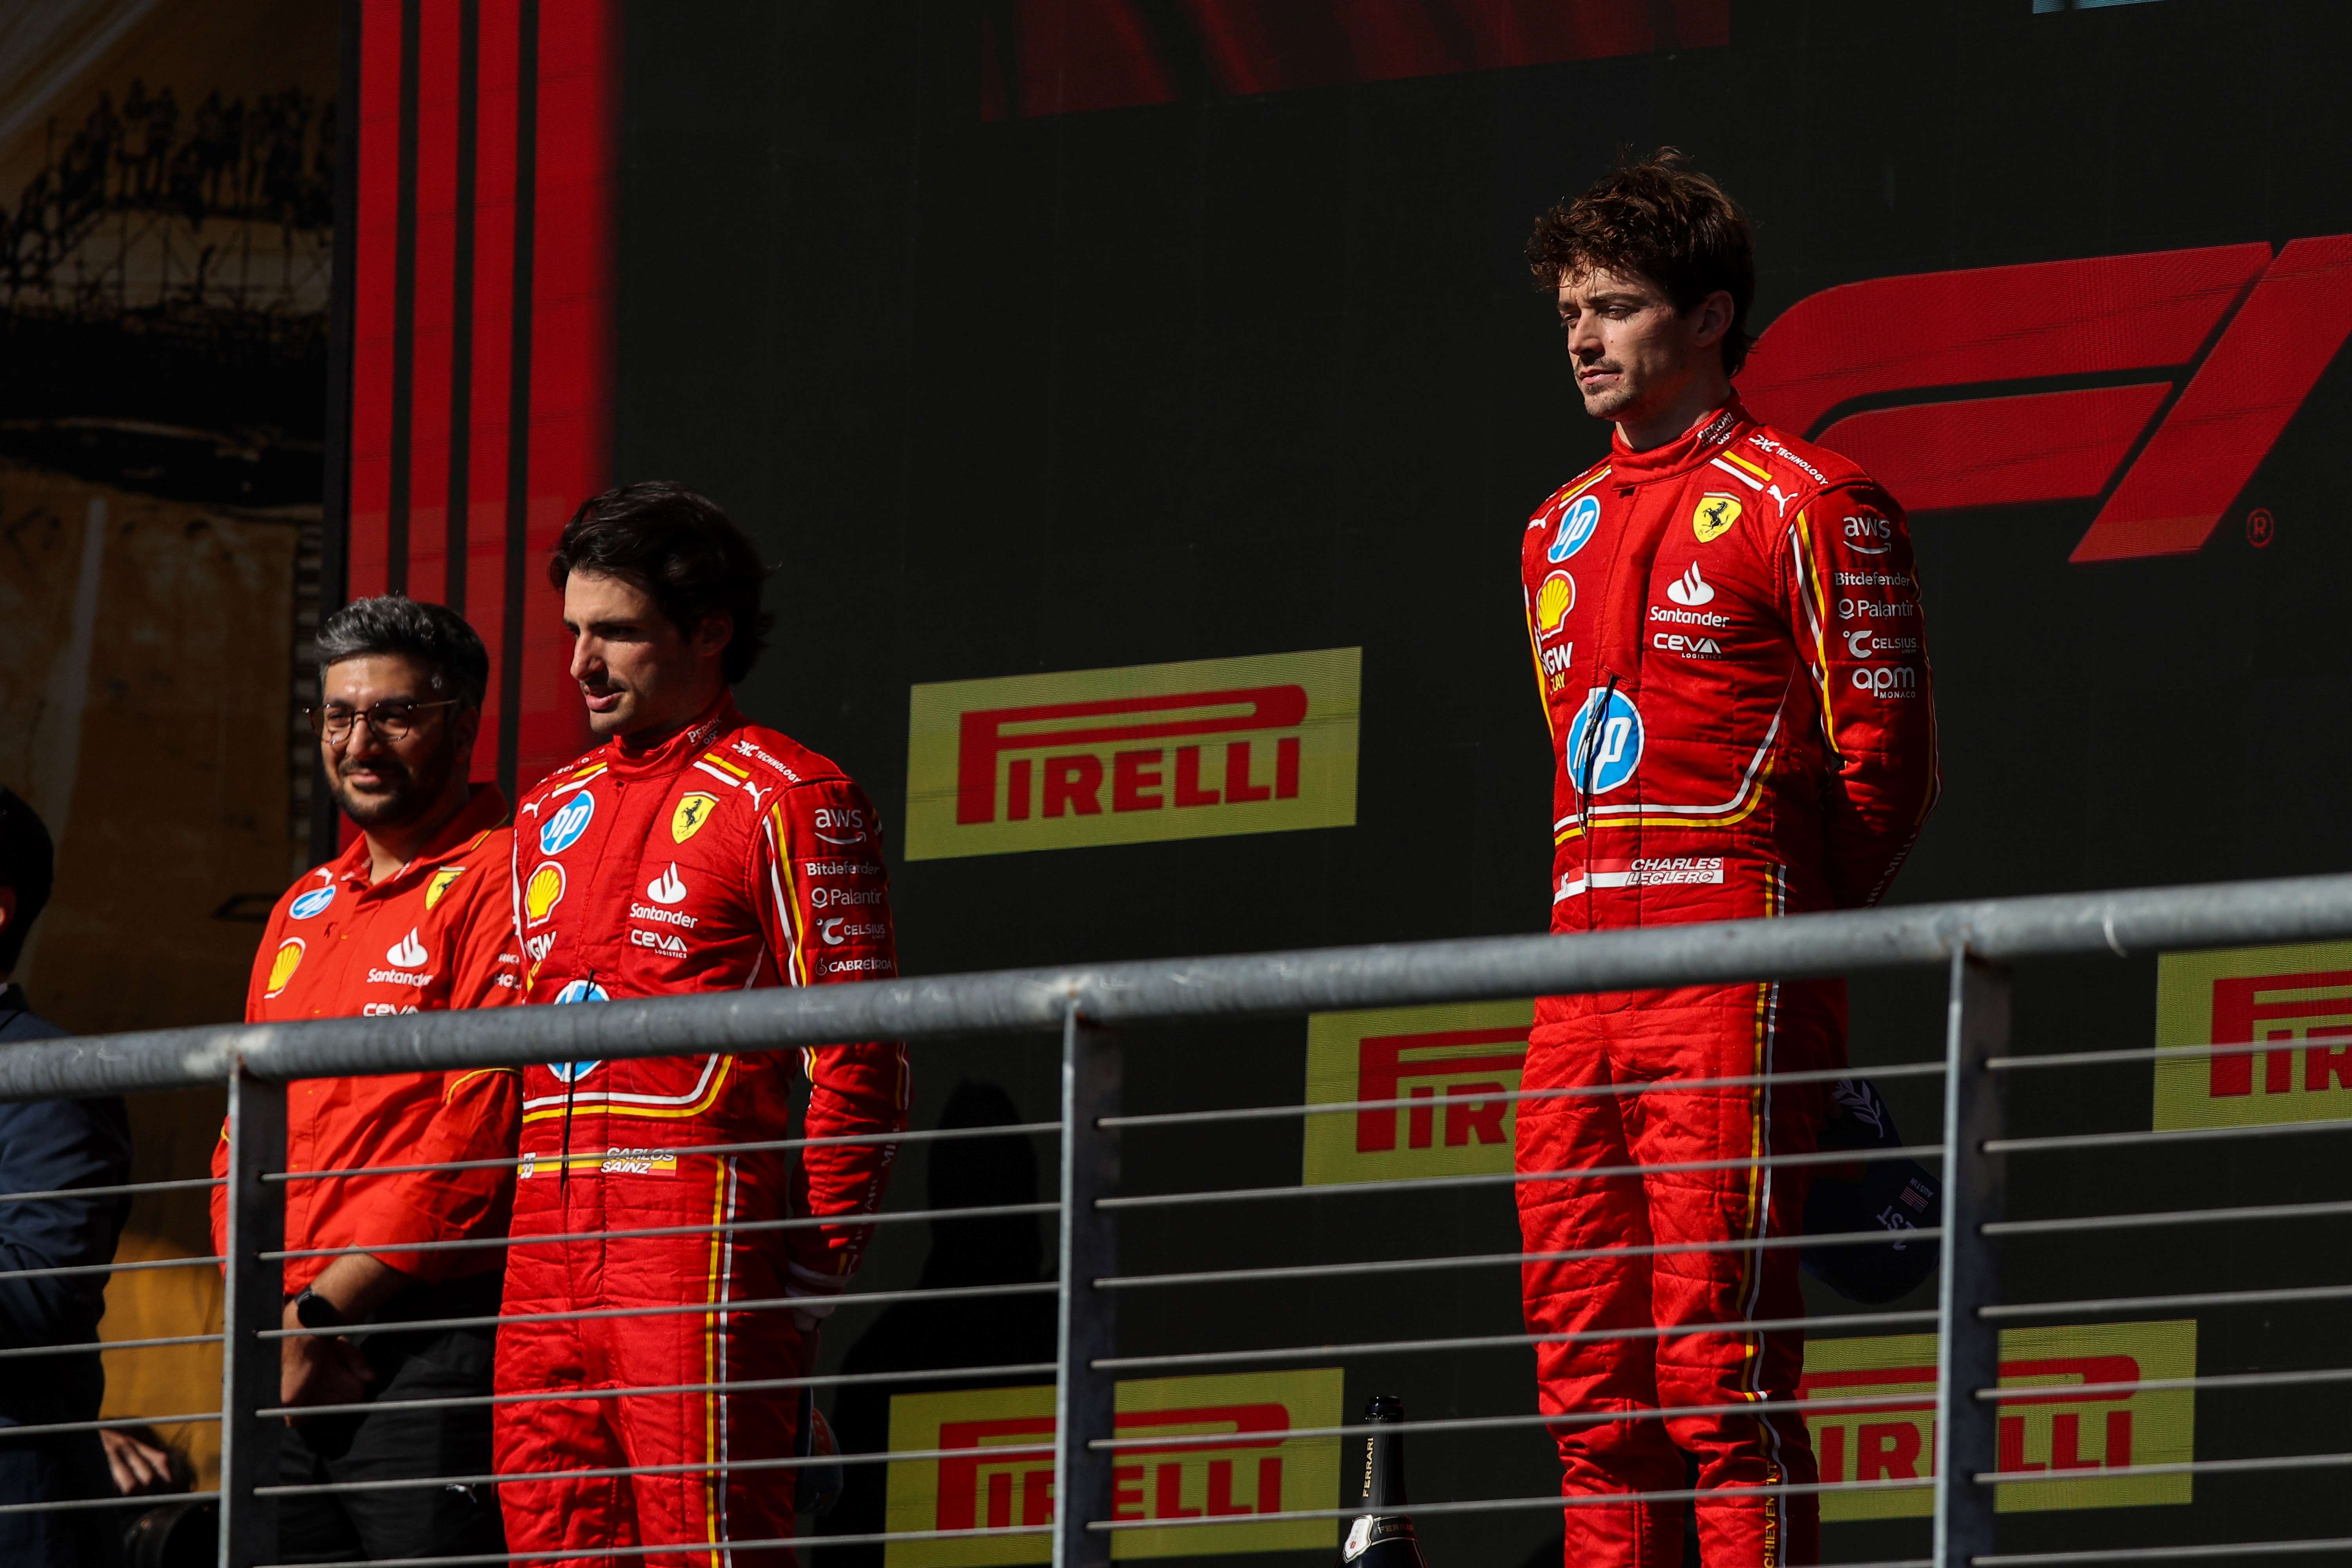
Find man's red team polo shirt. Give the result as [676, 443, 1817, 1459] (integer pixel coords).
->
[210, 785, 523, 1293]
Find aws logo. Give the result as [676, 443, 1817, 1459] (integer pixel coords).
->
[1742, 235, 2352, 562]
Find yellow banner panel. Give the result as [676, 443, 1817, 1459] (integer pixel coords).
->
[1802, 1319, 2195, 1521]
[904, 649, 1361, 860]
[2152, 940, 2352, 1130]
[882, 1368, 1344, 1565]
[1301, 1000, 1533, 1186]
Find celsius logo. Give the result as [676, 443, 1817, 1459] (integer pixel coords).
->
[1548, 493, 1601, 563]
[289, 882, 336, 921]
[1742, 235, 2352, 562]
[1564, 688, 1643, 797]
[539, 790, 595, 855]
[646, 864, 688, 905]
[386, 929, 429, 967]
[1665, 562, 1715, 607]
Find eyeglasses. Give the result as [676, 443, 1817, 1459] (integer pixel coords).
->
[305, 699, 461, 742]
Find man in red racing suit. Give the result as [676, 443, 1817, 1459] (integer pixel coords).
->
[494, 483, 908, 1566]
[1516, 155, 1938, 1565]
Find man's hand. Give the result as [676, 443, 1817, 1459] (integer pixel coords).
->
[279, 1296, 377, 1416]
[99, 1427, 178, 1495]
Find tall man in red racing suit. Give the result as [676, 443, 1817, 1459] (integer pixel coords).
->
[1515, 154, 1938, 1566]
[494, 483, 908, 1566]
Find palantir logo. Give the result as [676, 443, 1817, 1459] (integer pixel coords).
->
[539, 789, 595, 855]
[1666, 562, 1714, 607]
[1741, 235, 2352, 562]
[387, 928, 428, 967]
[646, 864, 687, 905]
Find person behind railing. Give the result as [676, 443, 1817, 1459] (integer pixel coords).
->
[0, 785, 149, 1565]
[492, 482, 909, 1564]
[1514, 151, 1941, 1566]
[206, 597, 521, 1563]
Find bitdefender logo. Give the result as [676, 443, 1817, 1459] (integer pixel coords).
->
[1741, 235, 2352, 562]
[904, 649, 1361, 860]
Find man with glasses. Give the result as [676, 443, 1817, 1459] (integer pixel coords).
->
[209, 595, 520, 1562]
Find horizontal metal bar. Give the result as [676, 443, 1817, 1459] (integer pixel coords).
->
[1089, 1474, 1935, 1532]
[266, 1200, 1062, 1263]
[1101, 1059, 1949, 1130]
[265, 1279, 1060, 1341]
[1983, 1282, 2352, 1321]
[1102, 1141, 1947, 1212]
[1098, 1222, 1941, 1292]
[261, 1359, 1059, 1421]
[1990, 1038, 2334, 1072]
[1973, 1366, 2352, 1403]
[1096, 1308, 1940, 1373]
[0, 1410, 221, 1439]
[1987, 1120, 2352, 1156]
[0, 1251, 220, 1283]
[1985, 1198, 2352, 1239]
[258, 1521, 1056, 1568]
[261, 1438, 1059, 1498]
[0, 1331, 221, 1358]
[1973, 1450, 2352, 1487]
[0, 1175, 220, 1204]
[16, 872, 2352, 1101]
[1975, 1538, 2352, 1565]
[0, 1489, 221, 1517]
[270, 1119, 1062, 1184]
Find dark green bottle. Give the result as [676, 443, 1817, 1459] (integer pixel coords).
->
[1339, 1394, 1428, 1566]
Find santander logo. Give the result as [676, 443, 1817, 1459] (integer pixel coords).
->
[646, 864, 688, 905]
[387, 929, 429, 967]
[1666, 563, 1715, 607]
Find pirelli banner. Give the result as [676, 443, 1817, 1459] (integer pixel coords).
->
[904, 649, 1361, 860]
[881, 1369, 1343, 1564]
[1302, 1001, 1532, 1185]
[2152, 941, 2352, 1130]
[1802, 1320, 2194, 1520]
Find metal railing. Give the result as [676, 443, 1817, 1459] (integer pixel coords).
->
[9, 870, 2352, 1566]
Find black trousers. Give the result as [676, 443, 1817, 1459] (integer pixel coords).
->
[0, 1428, 121, 1568]
[276, 1274, 506, 1564]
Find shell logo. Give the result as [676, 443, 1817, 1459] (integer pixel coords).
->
[524, 862, 567, 927]
[264, 938, 305, 999]
[1535, 571, 1575, 636]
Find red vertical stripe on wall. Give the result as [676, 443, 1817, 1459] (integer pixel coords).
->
[347, 0, 405, 599]
[404, 0, 461, 606]
[466, 0, 521, 783]
[515, 0, 613, 786]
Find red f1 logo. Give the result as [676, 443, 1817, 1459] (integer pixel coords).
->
[1741, 236, 2352, 562]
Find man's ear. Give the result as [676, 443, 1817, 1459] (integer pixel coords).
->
[449, 702, 484, 764]
[696, 611, 735, 665]
[1688, 289, 1734, 350]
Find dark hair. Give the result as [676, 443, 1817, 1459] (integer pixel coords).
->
[0, 788, 54, 975]
[546, 482, 773, 684]
[1526, 147, 1757, 377]
[316, 594, 490, 707]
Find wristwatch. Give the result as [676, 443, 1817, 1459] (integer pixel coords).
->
[291, 1287, 346, 1332]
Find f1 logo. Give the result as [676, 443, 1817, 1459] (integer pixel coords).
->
[1742, 236, 2352, 562]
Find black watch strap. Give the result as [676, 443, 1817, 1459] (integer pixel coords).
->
[291, 1287, 345, 1332]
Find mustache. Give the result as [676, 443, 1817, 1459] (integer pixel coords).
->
[337, 754, 414, 784]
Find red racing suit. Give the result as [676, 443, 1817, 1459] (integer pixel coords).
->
[1516, 398, 1938, 1566]
[493, 696, 909, 1567]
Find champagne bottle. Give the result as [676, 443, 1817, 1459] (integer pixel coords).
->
[1339, 1394, 1428, 1566]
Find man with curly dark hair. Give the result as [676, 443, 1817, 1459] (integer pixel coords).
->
[1514, 152, 1940, 1565]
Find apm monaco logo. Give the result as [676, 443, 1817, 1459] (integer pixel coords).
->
[1741, 235, 2352, 562]
[903, 649, 1361, 861]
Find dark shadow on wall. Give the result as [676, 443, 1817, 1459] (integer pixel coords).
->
[815, 1079, 1056, 1562]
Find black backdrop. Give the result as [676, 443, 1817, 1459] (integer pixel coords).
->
[612, 2, 2352, 1561]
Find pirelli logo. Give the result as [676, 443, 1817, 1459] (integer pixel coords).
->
[1301, 1001, 1531, 1186]
[1802, 1321, 2194, 1521]
[2152, 940, 2352, 1130]
[882, 1369, 1342, 1564]
[904, 650, 1360, 860]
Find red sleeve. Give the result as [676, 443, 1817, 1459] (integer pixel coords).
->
[443, 858, 523, 1011]
[219, 901, 288, 1267]
[757, 778, 909, 1297]
[1782, 483, 1941, 908]
[338, 1067, 521, 1281]
[208, 1123, 229, 1272]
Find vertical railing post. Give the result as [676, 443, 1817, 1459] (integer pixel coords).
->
[220, 1066, 287, 1568]
[1934, 949, 2010, 1568]
[1053, 1007, 1121, 1568]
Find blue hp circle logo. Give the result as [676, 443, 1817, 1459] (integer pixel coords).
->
[288, 886, 337, 920]
[1564, 688, 1643, 796]
[539, 790, 596, 855]
[548, 979, 608, 1081]
[1548, 493, 1601, 563]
